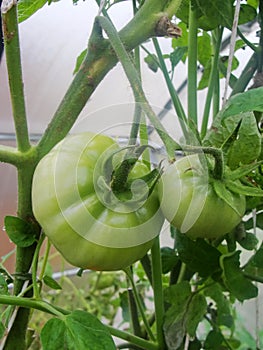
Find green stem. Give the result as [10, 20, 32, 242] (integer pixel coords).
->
[107, 325, 159, 350]
[187, 2, 198, 125]
[127, 288, 143, 338]
[201, 27, 224, 138]
[237, 27, 258, 52]
[230, 52, 258, 96]
[0, 295, 66, 317]
[124, 267, 156, 342]
[152, 38, 188, 138]
[31, 234, 46, 299]
[244, 273, 263, 284]
[1, 1, 30, 152]
[36, 0, 182, 159]
[0, 145, 22, 165]
[97, 16, 179, 160]
[151, 237, 165, 349]
[39, 239, 51, 281]
[258, 0, 263, 72]
[183, 146, 224, 180]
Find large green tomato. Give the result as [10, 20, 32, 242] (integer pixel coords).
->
[32, 132, 164, 271]
[158, 154, 246, 239]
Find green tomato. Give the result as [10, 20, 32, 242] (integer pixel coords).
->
[158, 154, 246, 239]
[32, 132, 164, 271]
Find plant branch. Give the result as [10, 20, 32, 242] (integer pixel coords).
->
[222, 0, 241, 105]
[108, 325, 159, 350]
[151, 237, 165, 349]
[36, 0, 183, 159]
[1, 0, 30, 152]
[124, 267, 156, 342]
[97, 16, 179, 160]
[187, 2, 198, 125]
[201, 27, 224, 138]
[152, 37, 188, 138]
[0, 145, 22, 165]
[230, 52, 258, 96]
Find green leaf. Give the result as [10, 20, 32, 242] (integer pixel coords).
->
[244, 242, 263, 279]
[73, 49, 87, 74]
[194, 0, 233, 30]
[220, 251, 258, 301]
[186, 293, 207, 337]
[4, 216, 37, 248]
[41, 318, 67, 349]
[163, 282, 191, 349]
[204, 330, 225, 349]
[41, 311, 115, 350]
[238, 4, 257, 25]
[212, 180, 242, 215]
[170, 46, 188, 71]
[204, 282, 233, 328]
[197, 32, 212, 67]
[226, 179, 263, 197]
[43, 275, 62, 290]
[0, 322, 5, 339]
[144, 53, 159, 73]
[198, 59, 212, 90]
[164, 281, 191, 305]
[222, 87, 263, 118]
[172, 22, 189, 55]
[18, 0, 48, 22]
[226, 112, 261, 169]
[119, 291, 130, 323]
[160, 247, 179, 274]
[164, 282, 207, 349]
[226, 161, 263, 181]
[236, 231, 258, 251]
[175, 231, 221, 278]
[0, 274, 9, 295]
[245, 211, 263, 230]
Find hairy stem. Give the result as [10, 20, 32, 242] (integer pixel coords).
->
[1, 0, 30, 152]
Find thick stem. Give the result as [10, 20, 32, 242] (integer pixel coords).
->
[37, 0, 183, 159]
[1, 0, 30, 152]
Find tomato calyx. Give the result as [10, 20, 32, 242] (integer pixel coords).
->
[180, 145, 263, 213]
[96, 144, 163, 207]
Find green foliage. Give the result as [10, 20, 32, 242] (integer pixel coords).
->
[220, 251, 258, 301]
[4, 216, 37, 247]
[18, 0, 48, 22]
[40, 310, 115, 350]
[163, 281, 207, 349]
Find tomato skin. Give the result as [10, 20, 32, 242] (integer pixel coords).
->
[32, 132, 164, 271]
[158, 155, 246, 239]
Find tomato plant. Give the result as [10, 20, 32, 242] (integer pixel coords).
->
[32, 132, 164, 271]
[1, 0, 263, 350]
[159, 154, 246, 239]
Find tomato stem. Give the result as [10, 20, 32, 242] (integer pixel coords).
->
[97, 16, 180, 161]
[183, 146, 224, 180]
[124, 267, 156, 342]
[151, 237, 166, 349]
